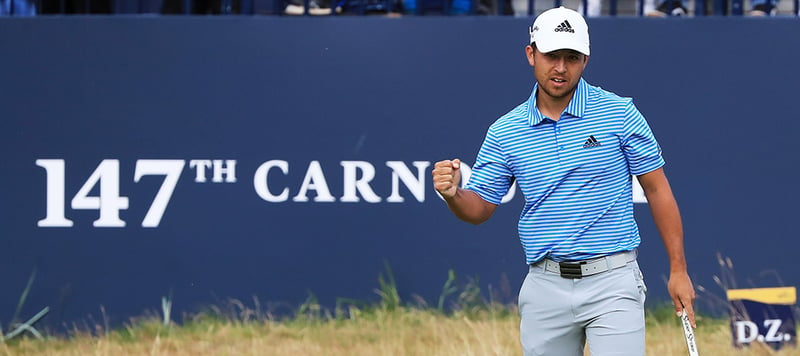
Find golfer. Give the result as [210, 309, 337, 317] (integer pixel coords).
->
[431, 6, 696, 355]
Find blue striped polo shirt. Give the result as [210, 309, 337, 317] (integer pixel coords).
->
[464, 78, 664, 264]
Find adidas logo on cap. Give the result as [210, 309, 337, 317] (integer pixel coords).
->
[554, 20, 575, 33]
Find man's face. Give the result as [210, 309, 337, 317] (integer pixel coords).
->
[526, 46, 588, 101]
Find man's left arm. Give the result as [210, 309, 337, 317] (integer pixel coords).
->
[637, 167, 697, 327]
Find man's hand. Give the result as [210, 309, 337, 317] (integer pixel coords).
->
[431, 158, 497, 224]
[432, 159, 462, 199]
[668, 271, 697, 328]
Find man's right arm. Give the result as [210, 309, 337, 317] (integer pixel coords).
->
[432, 159, 497, 225]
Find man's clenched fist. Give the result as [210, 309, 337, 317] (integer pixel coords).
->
[432, 159, 462, 199]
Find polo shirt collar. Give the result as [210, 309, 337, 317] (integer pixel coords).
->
[527, 78, 588, 126]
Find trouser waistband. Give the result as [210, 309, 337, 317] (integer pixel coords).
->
[531, 249, 638, 279]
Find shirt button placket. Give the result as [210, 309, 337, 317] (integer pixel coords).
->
[554, 123, 564, 163]
[556, 124, 564, 150]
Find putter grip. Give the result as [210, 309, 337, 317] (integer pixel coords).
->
[681, 309, 699, 356]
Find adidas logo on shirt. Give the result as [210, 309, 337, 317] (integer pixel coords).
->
[554, 20, 575, 33]
[583, 135, 601, 148]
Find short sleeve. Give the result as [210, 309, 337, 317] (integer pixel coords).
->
[464, 127, 514, 205]
[621, 100, 665, 175]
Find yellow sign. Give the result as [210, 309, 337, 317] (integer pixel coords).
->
[727, 287, 797, 305]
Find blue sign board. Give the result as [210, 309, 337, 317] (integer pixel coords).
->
[1, 17, 800, 329]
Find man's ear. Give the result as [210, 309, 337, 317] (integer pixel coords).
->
[526, 45, 536, 67]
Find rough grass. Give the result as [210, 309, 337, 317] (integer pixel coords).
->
[2, 305, 797, 356]
[4, 262, 796, 355]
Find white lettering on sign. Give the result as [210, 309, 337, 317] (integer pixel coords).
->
[189, 160, 213, 183]
[36, 159, 74, 227]
[134, 160, 185, 228]
[212, 160, 237, 183]
[735, 319, 791, 344]
[386, 161, 430, 203]
[253, 160, 290, 202]
[293, 160, 336, 203]
[190, 160, 237, 183]
[252, 160, 431, 204]
[341, 161, 381, 203]
[70, 159, 129, 227]
[38, 159, 234, 228]
[39, 158, 650, 229]
[736, 321, 759, 343]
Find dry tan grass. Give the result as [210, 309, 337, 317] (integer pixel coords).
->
[2, 308, 797, 356]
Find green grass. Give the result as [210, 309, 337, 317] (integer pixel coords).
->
[3, 303, 798, 356]
[3, 264, 797, 355]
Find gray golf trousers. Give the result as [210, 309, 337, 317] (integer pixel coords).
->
[518, 255, 647, 356]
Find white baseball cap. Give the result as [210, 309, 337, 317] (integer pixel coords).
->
[529, 6, 590, 56]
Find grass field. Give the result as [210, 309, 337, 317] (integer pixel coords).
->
[2, 303, 797, 356]
[3, 264, 796, 355]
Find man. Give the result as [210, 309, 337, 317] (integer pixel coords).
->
[431, 6, 696, 355]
